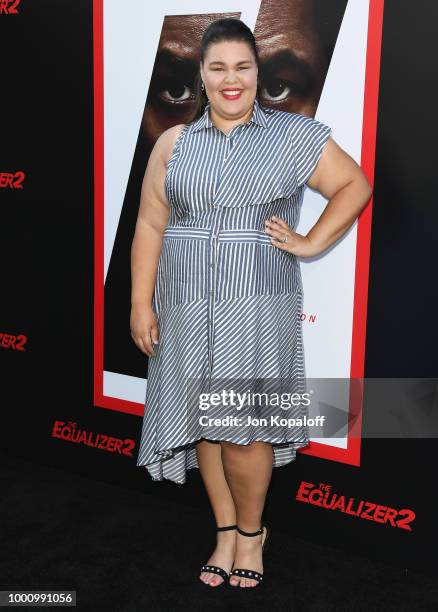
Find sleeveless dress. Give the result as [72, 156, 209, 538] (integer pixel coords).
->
[137, 98, 331, 484]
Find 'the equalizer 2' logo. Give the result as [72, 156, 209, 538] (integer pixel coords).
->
[0, 333, 27, 350]
[296, 481, 416, 531]
[0, 172, 25, 188]
[0, 0, 21, 15]
[51, 420, 135, 456]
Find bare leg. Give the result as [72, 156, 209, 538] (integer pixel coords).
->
[196, 439, 237, 586]
[221, 440, 273, 588]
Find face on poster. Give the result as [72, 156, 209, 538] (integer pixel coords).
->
[94, 0, 381, 466]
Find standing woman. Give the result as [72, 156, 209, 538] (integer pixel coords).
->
[131, 18, 372, 588]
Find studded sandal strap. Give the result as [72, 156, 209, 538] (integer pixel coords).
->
[230, 568, 263, 582]
[216, 524, 237, 531]
[200, 565, 229, 581]
[236, 524, 263, 537]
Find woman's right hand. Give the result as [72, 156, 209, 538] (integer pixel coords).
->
[130, 304, 159, 357]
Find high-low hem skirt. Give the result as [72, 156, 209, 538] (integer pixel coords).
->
[137, 290, 310, 486]
[138, 439, 310, 486]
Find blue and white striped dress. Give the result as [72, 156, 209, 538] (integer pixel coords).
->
[137, 97, 331, 484]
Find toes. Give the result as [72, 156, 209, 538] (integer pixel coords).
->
[209, 574, 223, 587]
[205, 572, 214, 584]
[200, 571, 224, 587]
[238, 577, 257, 588]
[199, 571, 207, 583]
[243, 578, 256, 588]
[200, 571, 211, 584]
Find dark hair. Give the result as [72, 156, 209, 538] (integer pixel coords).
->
[191, 18, 262, 120]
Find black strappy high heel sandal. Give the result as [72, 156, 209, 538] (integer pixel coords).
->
[200, 524, 237, 586]
[229, 524, 270, 586]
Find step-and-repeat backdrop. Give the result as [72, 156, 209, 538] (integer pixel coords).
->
[2, 0, 437, 575]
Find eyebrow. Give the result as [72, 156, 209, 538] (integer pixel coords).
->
[155, 48, 197, 73]
[260, 49, 314, 85]
[207, 60, 253, 67]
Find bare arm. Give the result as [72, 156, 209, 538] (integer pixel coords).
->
[265, 137, 373, 256]
[130, 124, 184, 355]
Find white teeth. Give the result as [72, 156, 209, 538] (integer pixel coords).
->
[223, 91, 241, 95]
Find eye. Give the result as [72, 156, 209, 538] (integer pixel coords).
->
[260, 78, 303, 102]
[159, 84, 192, 104]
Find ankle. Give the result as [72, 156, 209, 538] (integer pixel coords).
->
[216, 530, 236, 546]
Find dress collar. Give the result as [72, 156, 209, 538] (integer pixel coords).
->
[189, 96, 268, 133]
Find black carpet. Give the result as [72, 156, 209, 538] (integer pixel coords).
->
[1, 452, 437, 611]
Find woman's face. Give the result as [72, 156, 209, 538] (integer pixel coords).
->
[200, 40, 258, 120]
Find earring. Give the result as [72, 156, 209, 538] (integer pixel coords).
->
[201, 81, 205, 91]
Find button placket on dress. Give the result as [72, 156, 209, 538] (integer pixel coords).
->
[206, 125, 244, 389]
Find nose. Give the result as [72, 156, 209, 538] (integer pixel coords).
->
[223, 70, 239, 84]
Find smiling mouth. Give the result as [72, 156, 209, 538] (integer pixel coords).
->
[221, 90, 243, 98]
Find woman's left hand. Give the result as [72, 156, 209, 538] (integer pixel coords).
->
[264, 216, 317, 258]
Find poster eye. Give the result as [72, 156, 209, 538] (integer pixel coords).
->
[160, 85, 192, 103]
[261, 82, 291, 102]
[260, 79, 303, 102]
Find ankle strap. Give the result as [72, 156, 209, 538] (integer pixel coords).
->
[217, 524, 237, 531]
[236, 525, 263, 537]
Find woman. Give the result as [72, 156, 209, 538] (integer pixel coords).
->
[131, 18, 372, 588]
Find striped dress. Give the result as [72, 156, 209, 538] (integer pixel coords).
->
[137, 97, 331, 484]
